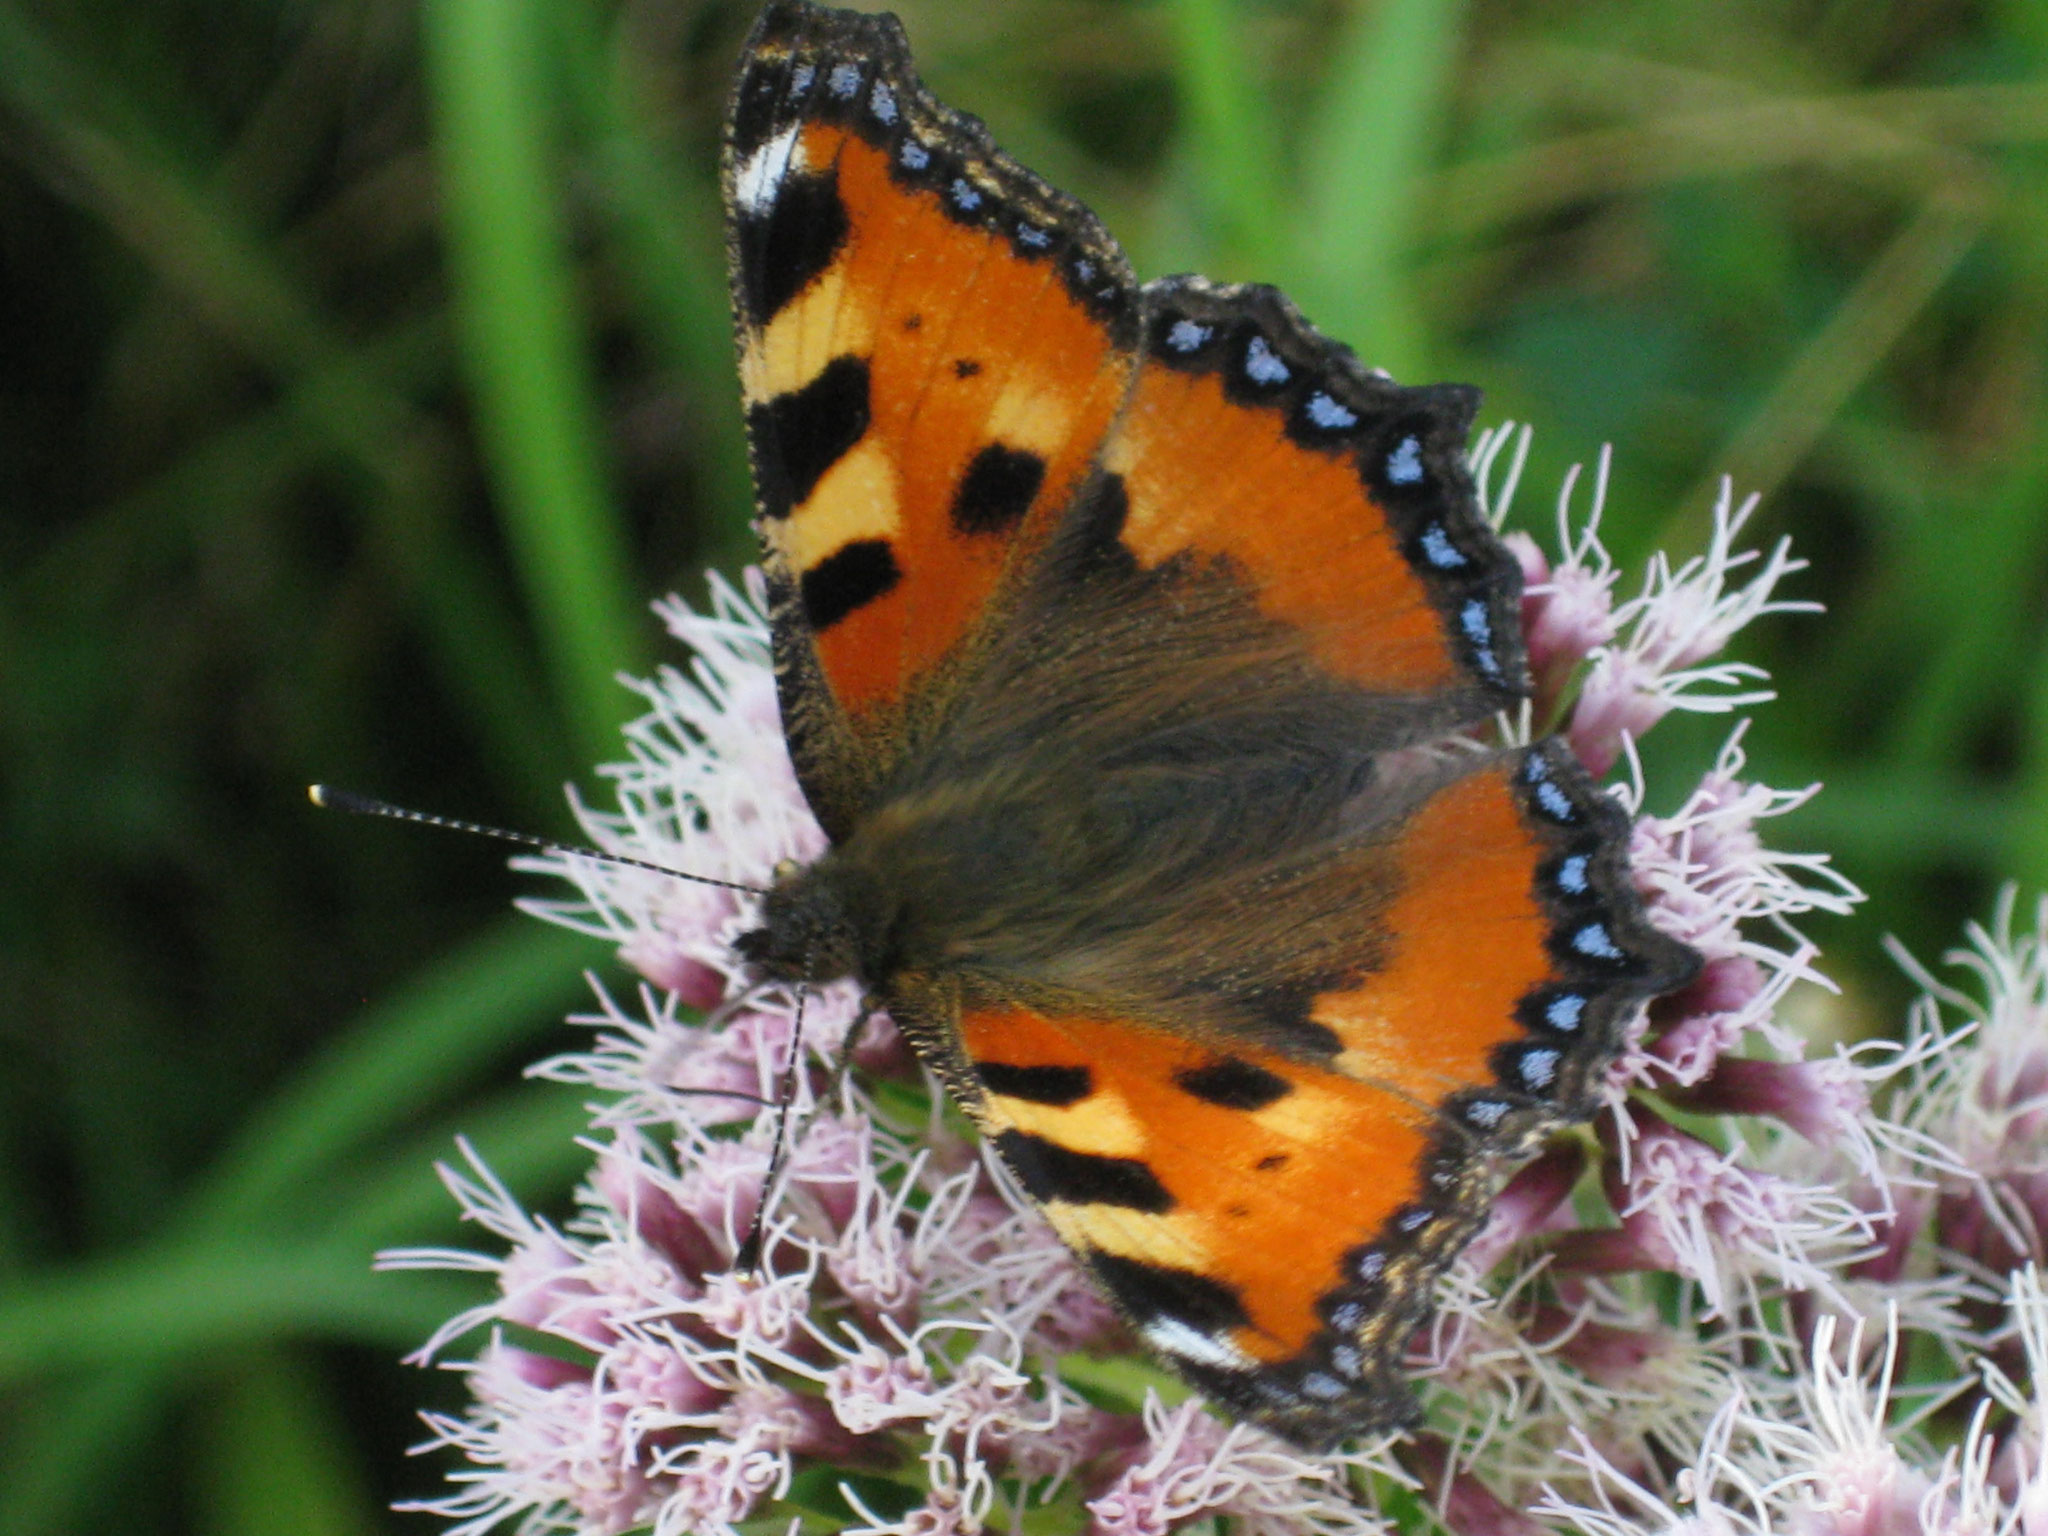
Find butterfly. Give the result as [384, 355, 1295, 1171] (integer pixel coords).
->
[721, 0, 1698, 1451]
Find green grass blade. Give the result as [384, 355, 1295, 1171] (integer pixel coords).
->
[422, 0, 647, 765]
[0, 8, 572, 807]
[0, 1255, 479, 1383]
[1885, 443, 2048, 773]
[0, 1370, 171, 1536]
[1672, 188, 1984, 542]
[0, 1085, 596, 1382]
[194, 1349, 380, 1536]
[1295, 0, 1472, 378]
[0, 1035, 596, 1526]
[1778, 766, 2017, 866]
[315, 1080, 600, 1252]
[1163, 0, 1286, 276]
[179, 916, 592, 1239]
[553, 3, 756, 567]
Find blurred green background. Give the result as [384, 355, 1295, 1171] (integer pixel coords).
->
[4, 0, 2044, 1530]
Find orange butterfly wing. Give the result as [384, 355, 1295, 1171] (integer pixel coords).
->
[1105, 276, 1525, 722]
[725, 0, 1698, 1450]
[726, 1, 1139, 834]
[906, 745, 1690, 1449]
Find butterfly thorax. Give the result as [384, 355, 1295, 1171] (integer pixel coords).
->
[740, 728, 1436, 1056]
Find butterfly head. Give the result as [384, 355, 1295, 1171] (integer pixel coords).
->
[733, 855, 884, 986]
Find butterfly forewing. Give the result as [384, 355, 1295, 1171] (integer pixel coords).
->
[726, 0, 1141, 833]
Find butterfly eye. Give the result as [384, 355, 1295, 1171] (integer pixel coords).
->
[772, 857, 801, 883]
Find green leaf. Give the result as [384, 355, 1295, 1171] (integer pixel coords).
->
[314, 1079, 599, 1252]
[0, 1254, 481, 1383]
[1295, 0, 1472, 377]
[1163, 0, 1286, 276]
[0, 1371, 171, 1536]
[421, 0, 647, 764]
[179, 917, 593, 1240]
[1056, 1350, 1187, 1416]
[193, 1349, 381, 1536]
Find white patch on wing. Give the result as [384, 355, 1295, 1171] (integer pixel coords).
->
[1140, 1318, 1256, 1372]
[733, 124, 805, 218]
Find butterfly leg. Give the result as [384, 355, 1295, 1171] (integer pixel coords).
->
[736, 980, 814, 1273]
[734, 988, 882, 1273]
[825, 993, 880, 1098]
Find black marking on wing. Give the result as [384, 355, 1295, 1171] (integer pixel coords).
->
[977, 1061, 1092, 1106]
[1091, 1250, 1250, 1333]
[1174, 1056, 1293, 1111]
[747, 355, 870, 519]
[951, 444, 1047, 536]
[801, 538, 899, 631]
[736, 167, 849, 328]
[994, 1130, 1174, 1212]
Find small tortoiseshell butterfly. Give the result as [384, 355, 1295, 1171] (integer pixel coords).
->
[723, 0, 1697, 1450]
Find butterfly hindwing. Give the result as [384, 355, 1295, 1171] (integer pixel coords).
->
[900, 744, 1691, 1450]
[726, 1, 1142, 834]
[1306, 743, 1695, 1126]
[949, 999, 1444, 1430]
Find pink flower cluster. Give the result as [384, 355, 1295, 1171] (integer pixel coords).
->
[385, 436, 2048, 1535]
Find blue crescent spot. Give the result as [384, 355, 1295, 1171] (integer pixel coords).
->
[1518, 1048, 1560, 1089]
[899, 140, 930, 170]
[1545, 993, 1586, 1032]
[868, 81, 898, 123]
[1166, 318, 1211, 353]
[1572, 923, 1623, 961]
[828, 62, 862, 98]
[1466, 1099, 1508, 1128]
[1387, 435, 1424, 484]
[1245, 335, 1290, 385]
[1305, 392, 1358, 430]
[1420, 523, 1466, 568]
[1558, 854, 1590, 893]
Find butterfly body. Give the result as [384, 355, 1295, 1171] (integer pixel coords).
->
[747, 524, 1472, 1030]
[724, 0, 1697, 1449]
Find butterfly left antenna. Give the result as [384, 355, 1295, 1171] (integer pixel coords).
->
[307, 785, 770, 896]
